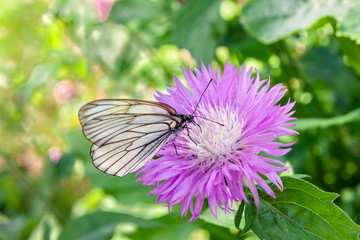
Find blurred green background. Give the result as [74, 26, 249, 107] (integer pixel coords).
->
[1, 0, 360, 239]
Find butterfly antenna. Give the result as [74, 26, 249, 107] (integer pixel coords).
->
[192, 78, 214, 115]
[194, 115, 224, 126]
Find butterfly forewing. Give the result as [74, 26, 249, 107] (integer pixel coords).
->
[79, 99, 181, 177]
[79, 99, 176, 125]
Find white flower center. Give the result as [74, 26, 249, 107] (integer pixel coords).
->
[178, 106, 245, 167]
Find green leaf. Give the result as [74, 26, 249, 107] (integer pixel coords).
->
[127, 213, 199, 240]
[53, 153, 75, 179]
[199, 203, 241, 229]
[109, 0, 163, 24]
[337, 37, 360, 76]
[244, 176, 360, 240]
[28, 214, 60, 240]
[66, 129, 91, 160]
[58, 211, 161, 240]
[85, 24, 128, 70]
[172, 0, 226, 63]
[298, 43, 360, 89]
[0, 213, 9, 224]
[55, 0, 97, 37]
[336, 3, 360, 41]
[241, 0, 360, 44]
[84, 160, 157, 204]
[0, 216, 35, 240]
[234, 201, 245, 229]
[200, 221, 251, 240]
[17, 63, 56, 98]
[294, 108, 360, 131]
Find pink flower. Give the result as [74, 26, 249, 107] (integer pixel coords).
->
[94, 0, 115, 22]
[137, 61, 297, 221]
[52, 80, 76, 103]
[48, 146, 62, 163]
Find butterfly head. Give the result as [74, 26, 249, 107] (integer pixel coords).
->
[183, 114, 194, 123]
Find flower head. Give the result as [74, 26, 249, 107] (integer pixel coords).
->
[137, 61, 297, 221]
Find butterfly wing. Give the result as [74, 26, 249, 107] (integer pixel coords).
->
[79, 99, 180, 177]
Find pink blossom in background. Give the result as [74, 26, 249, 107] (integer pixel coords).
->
[53, 80, 76, 103]
[95, 0, 115, 22]
[137, 61, 297, 221]
[48, 146, 62, 163]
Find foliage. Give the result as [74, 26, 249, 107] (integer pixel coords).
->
[1, 0, 360, 239]
[242, 176, 360, 240]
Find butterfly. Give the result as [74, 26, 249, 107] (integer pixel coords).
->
[78, 78, 216, 178]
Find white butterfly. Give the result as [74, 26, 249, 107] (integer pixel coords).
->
[79, 98, 197, 177]
[78, 79, 217, 177]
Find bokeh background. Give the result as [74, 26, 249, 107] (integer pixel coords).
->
[1, 0, 360, 239]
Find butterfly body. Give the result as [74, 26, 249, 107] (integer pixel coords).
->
[171, 113, 194, 133]
[78, 99, 194, 177]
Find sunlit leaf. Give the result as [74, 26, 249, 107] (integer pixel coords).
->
[58, 211, 161, 240]
[173, 0, 226, 63]
[109, 0, 163, 24]
[56, 0, 96, 31]
[337, 37, 360, 76]
[28, 214, 60, 240]
[85, 24, 128, 69]
[241, 0, 360, 44]
[294, 108, 360, 131]
[84, 160, 157, 204]
[0, 213, 9, 224]
[17, 63, 56, 98]
[129, 219, 197, 240]
[199, 204, 241, 229]
[336, 3, 360, 41]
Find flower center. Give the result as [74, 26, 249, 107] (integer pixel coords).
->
[178, 106, 245, 167]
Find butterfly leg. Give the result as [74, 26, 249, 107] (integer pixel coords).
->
[193, 120, 202, 133]
[184, 124, 197, 146]
[172, 137, 179, 156]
